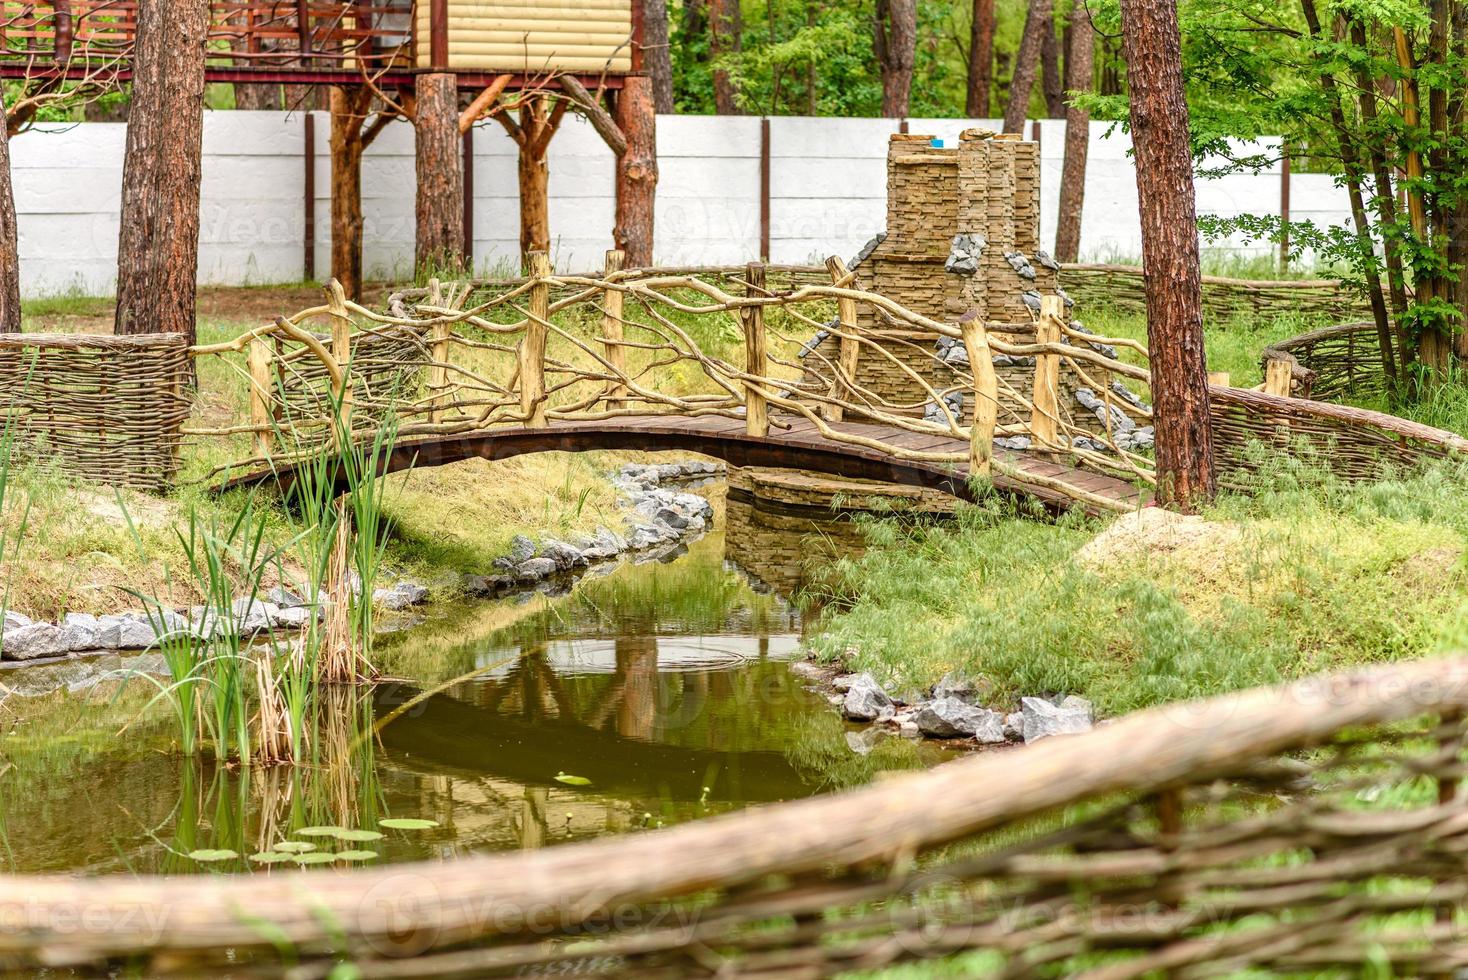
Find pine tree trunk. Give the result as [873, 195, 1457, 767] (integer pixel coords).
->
[329, 86, 369, 302]
[1119, 0, 1215, 509]
[711, 0, 742, 114]
[518, 131, 550, 260]
[413, 72, 464, 275]
[234, 83, 281, 110]
[874, 0, 916, 117]
[644, 0, 675, 113]
[966, 0, 995, 117]
[0, 93, 19, 333]
[1004, 0, 1053, 132]
[615, 75, 659, 267]
[1041, 14, 1066, 117]
[1054, 7, 1093, 261]
[114, 0, 208, 341]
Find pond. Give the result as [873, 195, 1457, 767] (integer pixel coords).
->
[0, 513, 952, 875]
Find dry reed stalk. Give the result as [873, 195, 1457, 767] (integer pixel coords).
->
[320, 501, 358, 683]
[250, 647, 294, 765]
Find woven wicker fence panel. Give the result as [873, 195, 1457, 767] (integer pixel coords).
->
[0, 333, 190, 492]
[1212, 385, 1467, 486]
[1260, 320, 1386, 402]
[1062, 264, 1373, 322]
[274, 325, 430, 432]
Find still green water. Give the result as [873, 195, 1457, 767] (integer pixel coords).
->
[0, 531, 947, 874]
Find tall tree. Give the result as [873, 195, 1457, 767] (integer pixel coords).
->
[114, 0, 208, 342]
[615, 76, 659, 266]
[1119, 0, 1215, 508]
[413, 72, 464, 275]
[710, 0, 743, 114]
[1004, 0, 1054, 132]
[644, 0, 675, 113]
[966, 0, 996, 117]
[1041, 15, 1066, 117]
[874, 0, 917, 117]
[494, 93, 567, 263]
[1054, 6, 1093, 261]
[329, 86, 398, 301]
[0, 93, 19, 333]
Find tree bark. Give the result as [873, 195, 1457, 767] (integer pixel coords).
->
[615, 75, 659, 267]
[114, 0, 207, 341]
[1053, 7, 1093, 262]
[414, 72, 464, 275]
[1119, 0, 1215, 509]
[329, 86, 370, 302]
[1004, 0, 1053, 132]
[710, 0, 742, 114]
[644, 0, 675, 114]
[1041, 14, 1066, 117]
[0, 93, 19, 333]
[517, 111, 551, 260]
[234, 83, 281, 110]
[966, 0, 996, 117]
[874, 0, 917, 117]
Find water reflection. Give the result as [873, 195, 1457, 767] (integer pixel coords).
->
[1, 531, 946, 874]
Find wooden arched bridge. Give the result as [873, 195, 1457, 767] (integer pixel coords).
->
[193, 253, 1160, 514]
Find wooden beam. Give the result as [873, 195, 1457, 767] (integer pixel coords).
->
[559, 74, 627, 156]
[458, 74, 511, 134]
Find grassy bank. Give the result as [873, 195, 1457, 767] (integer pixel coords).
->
[806, 456, 1468, 714]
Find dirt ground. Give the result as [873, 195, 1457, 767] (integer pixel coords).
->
[23, 282, 394, 334]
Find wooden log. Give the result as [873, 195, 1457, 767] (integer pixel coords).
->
[1208, 371, 1232, 388]
[962, 315, 998, 478]
[1263, 358, 1292, 397]
[426, 318, 451, 423]
[0, 91, 18, 333]
[521, 251, 550, 427]
[114, 0, 207, 343]
[823, 256, 861, 423]
[601, 249, 628, 412]
[413, 71, 464, 275]
[247, 336, 275, 458]
[328, 86, 372, 301]
[1030, 295, 1063, 450]
[325, 279, 353, 437]
[742, 262, 769, 438]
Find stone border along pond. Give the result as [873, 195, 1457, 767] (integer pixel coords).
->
[791, 663, 1098, 748]
[0, 461, 722, 695]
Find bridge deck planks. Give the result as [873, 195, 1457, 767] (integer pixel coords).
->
[221, 413, 1147, 516]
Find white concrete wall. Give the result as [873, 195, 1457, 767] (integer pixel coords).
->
[9, 110, 1351, 298]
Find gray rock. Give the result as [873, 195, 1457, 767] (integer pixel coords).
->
[914, 697, 1005, 741]
[832, 673, 859, 692]
[845, 728, 885, 755]
[1004, 712, 1024, 741]
[850, 232, 886, 268]
[1021, 695, 1094, 743]
[539, 540, 586, 570]
[944, 233, 986, 276]
[899, 720, 921, 738]
[655, 507, 690, 530]
[103, 613, 158, 650]
[1035, 249, 1061, 272]
[842, 673, 895, 722]
[230, 598, 277, 634]
[628, 524, 675, 550]
[1021, 290, 1043, 312]
[994, 435, 1031, 451]
[1073, 387, 1135, 434]
[931, 671, 983, 703]
[60, 612, 103, 652]
[1110, 381, 1150, 410]
[271, 605, 316, 628]
[514, 557, 559, 581]
[507, 535, 536, 563]
[373, 582, 428, 611]
[3, 610, 32, 631]
[1004, 251, 1037, 281]
[1, 622, 69, 660]
[267, 586, 304, 608]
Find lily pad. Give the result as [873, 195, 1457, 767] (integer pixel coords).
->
[554, 772, 592, 786]
[188, 849, 239, 863]
[335, 849, 380, 861]
[379, 818, 440, 831]
[249, 851, 292, 864]
[272, 841, 317, 853]
[295, 825, 349, 837]
[292, 851, 338, 865]
[336, 829, 384, 842]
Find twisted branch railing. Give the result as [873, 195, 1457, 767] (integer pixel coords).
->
[188, 251, 1158, 512]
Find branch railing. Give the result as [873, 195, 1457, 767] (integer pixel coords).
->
[187, 251, 1161, 511]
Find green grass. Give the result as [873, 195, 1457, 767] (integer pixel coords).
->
[806, 456, 1468, 716]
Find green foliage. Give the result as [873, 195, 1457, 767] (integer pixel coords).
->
[806, 459, 1468, 715]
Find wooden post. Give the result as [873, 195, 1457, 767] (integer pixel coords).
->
[742, 262, 769, 438]
[601, 249, 628, 411]
[427, 318, 451, 423]
[961, 315, 998, 478]
[823, 256, 860, 423]
[614, 75, 658, 267]
[247, 337, 275, 458]
[325, 279, 353, 437]
[414, 72, 464, 275]
[520, 251, 551, 427]
[1029, 295, 1063, 450]
[1263, 358, 1292, 397]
